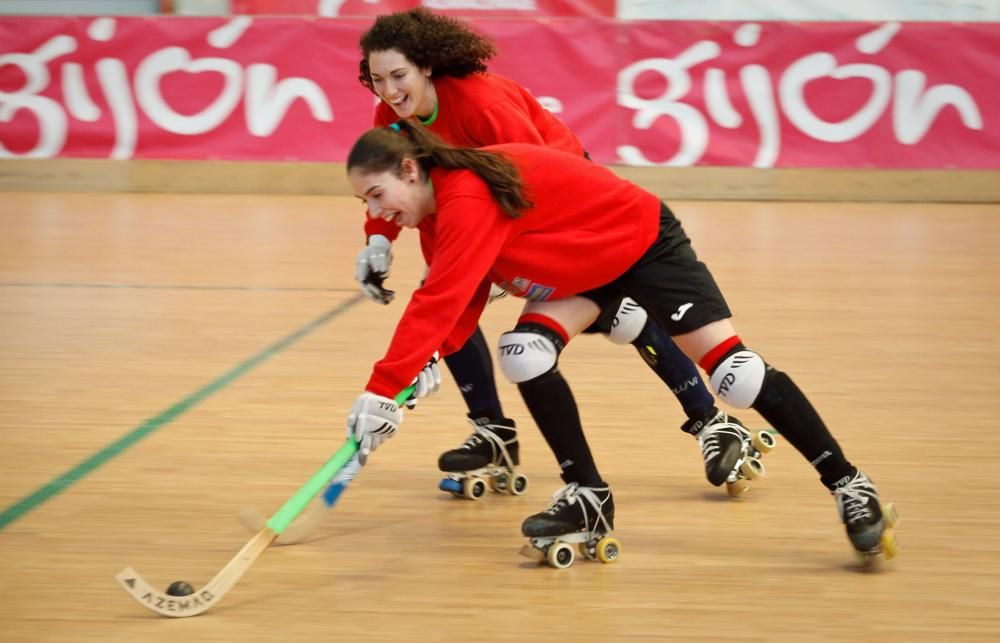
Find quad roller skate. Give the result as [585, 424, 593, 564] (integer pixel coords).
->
[437, 412, 528, 500]
[682, 407, 777, 497]
[832, 470, 899, 566]
[519, 483, 619, 569]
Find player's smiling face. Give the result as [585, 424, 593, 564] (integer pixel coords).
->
[368, 49, 437, 120]
[349, 158, 434, 229]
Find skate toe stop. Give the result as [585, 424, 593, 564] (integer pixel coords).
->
[519, 544, 543, 561]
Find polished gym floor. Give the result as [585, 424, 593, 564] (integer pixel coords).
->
[1, 192, 998, 641]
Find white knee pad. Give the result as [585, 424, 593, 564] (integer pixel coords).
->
[497, 331, 559, 383]
[606, 297, 647, 345]
[709, 350, 766, 408]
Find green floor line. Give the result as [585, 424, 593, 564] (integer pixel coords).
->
[0, 294, 364, 531]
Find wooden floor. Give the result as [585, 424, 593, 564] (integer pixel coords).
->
[1, 192, 999, 642]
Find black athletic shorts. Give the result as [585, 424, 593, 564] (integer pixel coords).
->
[579, 202, 731, 336]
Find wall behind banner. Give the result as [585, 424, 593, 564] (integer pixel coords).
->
[0, 11, 998, 199]
[227, 0, 1000, 21]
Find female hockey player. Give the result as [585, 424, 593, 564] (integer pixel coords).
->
[352, 8, 759, 497]
[343, 121, 897, 566]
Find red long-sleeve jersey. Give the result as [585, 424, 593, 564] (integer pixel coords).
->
[365, 144, 661, 398]
[363, 72, 586, 242]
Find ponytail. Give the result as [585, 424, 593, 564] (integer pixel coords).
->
[346, 120, 532, 219]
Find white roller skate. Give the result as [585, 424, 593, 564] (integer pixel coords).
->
[683, 408, 777, 497]
[832, 470, 899, 566]
[519, 483, 619, 569]
[437, 413, 528, 500]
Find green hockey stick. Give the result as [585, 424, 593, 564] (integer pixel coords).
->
[116, 386, 413, 617]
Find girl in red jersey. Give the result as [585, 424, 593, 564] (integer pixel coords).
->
[353, 8, 758, 497]
[344, 121, 898, 566]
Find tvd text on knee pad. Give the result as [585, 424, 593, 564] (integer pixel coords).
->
[497, 325, 564, 383]
[709, 350, 766, 409]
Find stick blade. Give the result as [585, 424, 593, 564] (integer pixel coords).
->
[115, 567, 217, 618]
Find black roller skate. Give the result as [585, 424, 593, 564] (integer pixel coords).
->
[682, 407, 777, 497]
[437, 412, 528, 500]
[832, 470, 899, 565]
[519, 483, 619, 569]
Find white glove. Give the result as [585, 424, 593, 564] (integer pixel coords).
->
[346, 392, 403, 464]
[405, 352, 441, 409]
[355, 234, 394, 305]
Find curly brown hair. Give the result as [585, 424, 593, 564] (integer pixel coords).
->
[358, 8, 497, 94]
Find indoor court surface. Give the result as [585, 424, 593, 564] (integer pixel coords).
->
[1, 191, 999, 642]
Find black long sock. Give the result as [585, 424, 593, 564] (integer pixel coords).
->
[632, 320, 715, 420]
[442, 325, 503, 420]
[751, 367, 856, 488]
[517, 369, 603, 487]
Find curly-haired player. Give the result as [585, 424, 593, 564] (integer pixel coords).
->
[353, 9, 771, 500]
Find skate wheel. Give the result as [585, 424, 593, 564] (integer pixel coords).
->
[463, 477, 487, 500]
[508, 473, 529, 496]
[883, 503, 900, 529]
[880, 529, 899, 560]
[740, 457, 764, 480]
[546, 542, 575, 569]
[596, 537, 621, 564]
[752, 430, 777, 454]
[578, 542, 597, 560]
[489, 473, 508, 493]
[726, 478, 751, 497]
[438, 478, 463, 495]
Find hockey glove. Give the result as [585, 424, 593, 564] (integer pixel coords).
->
[346, 392, 403, 464]
[355, 234, 395, 304]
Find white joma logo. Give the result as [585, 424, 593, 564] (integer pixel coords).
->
[671, 303, 694, 321]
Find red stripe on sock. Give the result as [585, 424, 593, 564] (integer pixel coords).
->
[518, 313, 570, 345]
[699, 335, 742, 372]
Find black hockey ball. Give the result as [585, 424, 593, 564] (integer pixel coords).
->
[166, 580, 195, 597]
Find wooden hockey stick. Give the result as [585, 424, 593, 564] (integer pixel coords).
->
[116, 388, 411, 617]
[236, 452, 362, 545]
[116, 438, 357, 617]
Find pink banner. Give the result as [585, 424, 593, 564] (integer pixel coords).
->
[0, 17, 372, 160]
[0, 17, 997, 167]
[615, 21, 1000, 168]
[232, 0, 615, 18]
